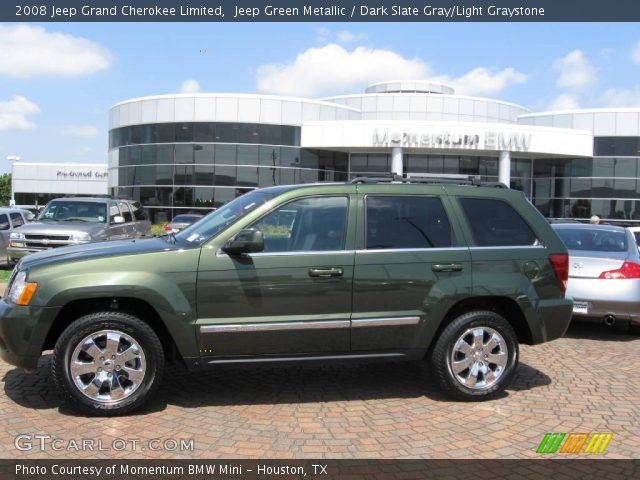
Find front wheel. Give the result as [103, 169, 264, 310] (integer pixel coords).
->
[53, 311, 164, 416]
[431, 310, 518, 401]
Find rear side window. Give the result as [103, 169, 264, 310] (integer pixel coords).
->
[9, 212, 24, 227]
[366, 196, 452, 249]
[556, 228, 628, 252]
[131, 202, 147, 221]
[459, 198, 538, 247]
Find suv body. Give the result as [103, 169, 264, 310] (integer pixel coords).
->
[0, 208, 33, 265]
[7, 197, 150, 264]
[0, 179, 572, 415]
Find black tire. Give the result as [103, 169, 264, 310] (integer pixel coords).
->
[52, 311, 164, 416]
[431, 310, 518, 401]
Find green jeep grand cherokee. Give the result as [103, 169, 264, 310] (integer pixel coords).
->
[0, 177, 572, 415]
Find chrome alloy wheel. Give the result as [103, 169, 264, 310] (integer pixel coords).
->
[449, 327, 508, 390]
[69, 330, 146, 403]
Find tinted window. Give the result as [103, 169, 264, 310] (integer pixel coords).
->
[130, 202, 147, 221]
[556, 228, 628, 252]
[633, 231, 640, 248]
[0, 214, 9, 230]
[366, 196, 452, 249]
[252, 196, 348, 253]
[9, 212, 24, 227]
[459, 198, 538, 247]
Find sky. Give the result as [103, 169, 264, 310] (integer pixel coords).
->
[1, 22, 640, 173]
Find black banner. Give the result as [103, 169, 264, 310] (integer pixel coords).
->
[1, 460, 639, 480]
[3, 0, 640, 22]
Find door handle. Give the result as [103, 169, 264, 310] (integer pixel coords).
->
[309, 267, 343, 278]
[432, 263, 463, 272]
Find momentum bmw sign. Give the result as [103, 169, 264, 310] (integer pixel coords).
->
[372, 128, 532, 151]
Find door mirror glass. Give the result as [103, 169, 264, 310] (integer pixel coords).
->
[222, 228, 264, 255]
[112, 215, 125, 224]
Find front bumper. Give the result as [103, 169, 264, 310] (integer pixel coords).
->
[7, 247, 38, 263]
[0, 299, 61, 370]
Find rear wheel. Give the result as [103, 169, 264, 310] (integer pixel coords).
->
[431, 310, 518, 401]
[53, 311, 164, 416]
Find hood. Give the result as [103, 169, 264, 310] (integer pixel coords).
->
[17, 221, 106, 236]
[19, 236, 184, 270]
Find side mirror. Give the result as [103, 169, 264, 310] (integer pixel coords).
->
[112, 215, 125, 224]
[222, 228, 264, 256]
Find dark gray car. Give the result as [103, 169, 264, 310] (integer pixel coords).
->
[0, 208, 32, 264]
[552, 223, 640, 331]
[7, 198, 150, 264]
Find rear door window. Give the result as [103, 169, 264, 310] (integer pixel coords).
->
[459, 198, 538, 247]
[366, 196, 452, 249]
[118, 202, 133, 223]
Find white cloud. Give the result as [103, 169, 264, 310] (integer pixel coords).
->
[0, 24, 112, 78]
[632, 42, 640, 64]
[554, 50, 597, 91]
[336, 31, 368, 43]
[0, 95, 40, 130]
[600, 87, 640, 107]
[256, 43, 526, 98]
[547, 94, 581, 110]
[436, 67, 527, 96]
[257, 44, 428, 97]
[179, 79, 201, 93]
[61, 125, 100, 138]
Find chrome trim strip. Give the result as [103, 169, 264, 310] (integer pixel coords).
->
[248, 250, 354, 257]
[356, 247, 469, 254]
[206, 353, 406, 365]
[352, 316, 421, 328]
[469, 245, 545, 250]
[200, 320, 349, 334]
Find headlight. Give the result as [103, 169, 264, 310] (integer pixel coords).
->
[8, 271, 38, 306]
[10, 232, 25, 241]
[69, 232, 92, 243]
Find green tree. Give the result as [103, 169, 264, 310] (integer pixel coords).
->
[0, 173, 12, 206]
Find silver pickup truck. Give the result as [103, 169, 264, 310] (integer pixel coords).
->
[7, 197, 150, 264]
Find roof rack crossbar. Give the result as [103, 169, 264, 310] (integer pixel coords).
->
[349, 174, 507, 188]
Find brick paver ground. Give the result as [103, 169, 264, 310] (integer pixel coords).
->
[0, 322, 638, 459]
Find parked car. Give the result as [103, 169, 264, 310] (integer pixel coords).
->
[627, 226, 640, 251]
[164, 213, 204, 233]
[0, 208, 33, 265]
[6, 197, 150, 264]
[552, 223, 640, 331]
[0, 176, 572, 415]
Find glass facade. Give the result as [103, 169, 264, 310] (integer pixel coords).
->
[532, 152, 640, 221]
[110, 123, 348, 223]
[109, 118, 640, 225]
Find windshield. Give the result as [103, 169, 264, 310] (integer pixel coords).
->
[555, 227, 628, 252]
[38, 201, 107, 223]
[172, 214, 202, 223]
[175, 191, 274, 244]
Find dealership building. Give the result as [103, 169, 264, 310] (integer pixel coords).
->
[11, 162, 108, 208]
[108, 80, 640, 224]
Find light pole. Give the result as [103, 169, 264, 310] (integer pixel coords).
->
[6, 155, 20, 207]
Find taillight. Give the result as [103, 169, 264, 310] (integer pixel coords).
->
[164, 225, 172, 232]
[549, 254, 568, 295]
[599, 262, 640, 279]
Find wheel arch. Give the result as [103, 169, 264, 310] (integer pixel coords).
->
[428, 296, 533, 356]
[44, 297, 184, 363]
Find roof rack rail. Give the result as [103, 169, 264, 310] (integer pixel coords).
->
[349, 173, 507, 188]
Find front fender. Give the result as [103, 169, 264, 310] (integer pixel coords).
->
[26, 249, 200, 358]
